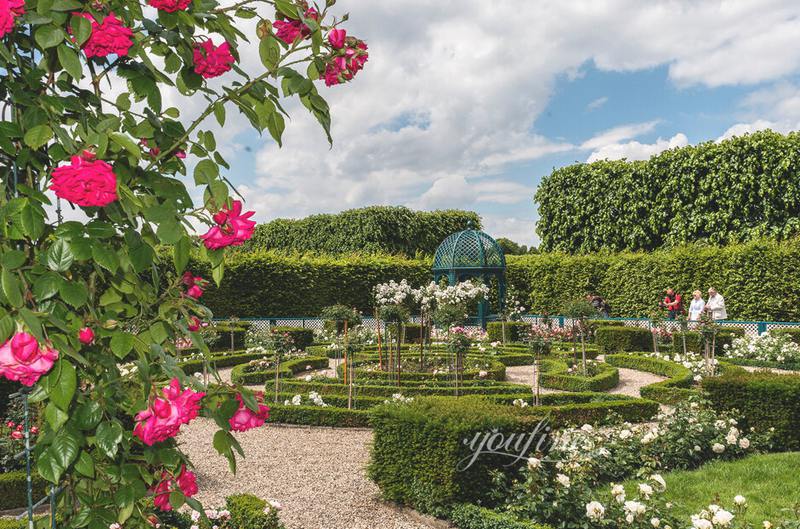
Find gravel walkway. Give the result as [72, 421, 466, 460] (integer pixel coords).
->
[178, 421, 443, 529]
[504, 365, 560, 393]
[504, 364, 667, 398]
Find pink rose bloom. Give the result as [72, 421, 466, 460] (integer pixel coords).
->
[10, 430, 23, 440]
[0, 0, 25, 38]
[327, 28, 346, 49]
[0, 333, 59, 386]
[192, 40, 235, 79]
[78, 327, 95, 345]
[187, 317, 200, 332]
[181, 271, 205, 287]
[229, 393, 270, 432]
[50, 152, 118, 207]
[273, 8, 318, 44]
[75, 12, 133, 58]
[152, 466, 198, 511]
[186, 285, 203, 299]
[148, 0, 190, 13]
[200, 200, 256, 250]
[133, 378, 205, 446]
[323, 40, 368, 87]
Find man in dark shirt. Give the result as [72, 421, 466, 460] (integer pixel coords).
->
[660, 288, 683, 319]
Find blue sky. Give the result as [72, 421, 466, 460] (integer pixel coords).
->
[204, 1, 800, 247]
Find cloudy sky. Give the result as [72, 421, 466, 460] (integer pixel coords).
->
[201, 0, 800, 246]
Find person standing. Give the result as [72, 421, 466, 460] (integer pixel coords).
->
[660, 288, 683, 319]
[688, 290, 706, 321]
[705, 288, 727, 320]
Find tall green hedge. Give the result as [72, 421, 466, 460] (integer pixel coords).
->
[242, 206, 480, 256]
[535, 130, 800, 253]
[191, 238, 800, 321]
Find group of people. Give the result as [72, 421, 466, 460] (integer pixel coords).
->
[660, 287, 727, 321]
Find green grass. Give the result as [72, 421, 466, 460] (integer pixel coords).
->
[621, 453, 800, 524]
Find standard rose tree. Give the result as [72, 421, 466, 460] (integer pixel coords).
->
[0, 0, 367, 525]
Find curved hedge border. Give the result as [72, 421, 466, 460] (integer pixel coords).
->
[348, 357, 507, 383]
[539, 359, 619, 392]
[278, 379, 533, 397]
[368, 395, 658, 515]
[179, 350, 262, 374]
[269, 403, 372, 428]
[230, 356, 329, 385]
[449, 503, 552, 529]
[0, 470, 46, 511]
[604, 354, 695, 404]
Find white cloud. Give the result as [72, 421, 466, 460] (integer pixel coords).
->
[719, 82, 800, 140]
[580, 121, 661, 150]
[586, 96, 608, 111]
[587, 133, 689, 162]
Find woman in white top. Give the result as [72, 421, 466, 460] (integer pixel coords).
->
[688, 290, 705, 321]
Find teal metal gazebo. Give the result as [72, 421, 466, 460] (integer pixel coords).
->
[432, 225, 507, 328]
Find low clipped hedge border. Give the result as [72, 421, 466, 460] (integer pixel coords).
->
[672, 329, 744, 355]
[539, 359, 619, 392]
[269, 403, 371, 427]
[348, 357, 507, 383]
[770, 327, 800, 344]
[0, 470, 46, 510]
[231, 356, 329, 385]
[486, 321, 531, 342]
[278, 379, 533, 397]
[722, 357, 800, 371]
[595, 326, 653, 354]
[449, 503, 552, 529]
[368, 395, 658, 515]
[703, 371, 800, 451]
[604, 353, 696, 404]
[271, 326, 315, 350]
[179, 350, 261, 374]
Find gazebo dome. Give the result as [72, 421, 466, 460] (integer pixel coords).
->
[432, 227, 506, 272]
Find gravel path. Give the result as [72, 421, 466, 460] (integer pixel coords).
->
[504, 364, 667, 398]
[504, 365, 560, 393]
[178, 421, 443, 529]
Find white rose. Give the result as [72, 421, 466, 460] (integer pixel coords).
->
[651, 517, 661, 527]
[738, 438, 750, 449]
[527, 457, 541, 470]
[712, 509, 734, 527]
[638, 483, 654, 498]
[556, 473, 571, 488]
[611, 484, 625, 497]
[619, 429, 632, 440]
[712, 443, 725, 453]
[581, 424, 593, 432]
[585, 501, 605, 521]
[650, 474, 666, 491]
[733, 495, 746, 506]
[693, 520, 713, 529]
[763, 521, 773, 529]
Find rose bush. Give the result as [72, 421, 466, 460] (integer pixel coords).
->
[0, 0, 367, 525]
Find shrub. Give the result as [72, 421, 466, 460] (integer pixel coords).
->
[271, 327, 315, 351]
[535, 130, 800, 253]
[0, 471, 46, 510]
[403, 323, 423, 343]
[230, 356, 329, 385]
[179, 351, 261, 375]
[605, 354, 697, 404]
[368, 395, 658, 515]
[671, 331, 703, 354]
[269, 404, 371, 427]
[449, 504, 552, 529]
[703, 371, 800, 450]
[242, 206, 480, 256]
[213, 321, 253, 351]
[595, 326, 652, 353]
[771, 327, 800, 343]
[486, 321, 530, 342]
[539, 360, 619, 392]
[226, 494, 285, 529]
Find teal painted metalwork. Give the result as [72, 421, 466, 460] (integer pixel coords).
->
[432, 224, 507, 328]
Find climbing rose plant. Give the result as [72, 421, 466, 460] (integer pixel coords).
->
[0, 0, 366, 527]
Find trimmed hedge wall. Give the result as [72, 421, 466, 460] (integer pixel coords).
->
[272, 326, 315, 350]
[771, 327, 800, 343]
[449, 504, 552, 529]
[269, 404, 371, 427]
[486, 322, 530, 342]
[191, 238, 800, 322]
[595, 326, 652, 354]
[278, 379, 533, 397]
[243, 206, 480, 256]
[368, 395, 658, 515]
[703, 371, 800, 450]
[671, 329, 743, 355]
[0, 470, 46, 510]
[535, 130, 800, 253]
[539, 359, 619, 392]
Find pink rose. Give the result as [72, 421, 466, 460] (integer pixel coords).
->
[133, 378, 204, 446]
[175, 150, 186, 159]
[192, 40, 235, 79]
[229, 393, 270, 432]
[0, 0, 24, 38]
[200, 200, 256, 250]
[148, 0, 190, 13]
[187, 317, 200, 332]
[10, 430, 23, 440]
[78, 327, 95, 345]
[181, 271, 205, 287]
[186, 285, 203, 299]
[75, 12, 133, 58]
[273, 8, 318, 44]
[323, 39, 368, 87]
[0, 333, 59, 386]
[50, 151, 118, 207]
[152, 466, 198, 511]
[327, 28, 346, 49]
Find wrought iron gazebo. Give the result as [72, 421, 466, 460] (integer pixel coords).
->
[432, 224, 507, 328]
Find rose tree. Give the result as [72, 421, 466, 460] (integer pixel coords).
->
[0, 0, 367, 526]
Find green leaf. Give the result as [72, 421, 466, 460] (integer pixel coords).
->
[74, 400, 102, 430]
[1, 267, 23, 308]
[45, 401, 69, 430]
[91, 244, 120, 274]
[0, 316, 14, 344]
[110, 132, 142, 159]
[110, 332, 135, 359]
[34, 25, 64, 49]
[33, 273, 63, 301]
[173, 236, 190, 275]
[95, 421, 123, 459]
[48, 359, 77, 411]
[212, 429, 237, 473]
[266, 111, 285, 147]
[193, 159, 218, 185]
[75, 450, 95, 478]
[1, 250, 25, 269]
[70, 15, 91, 46]
[259, 36, 281, 71]
[274, 0, 298, 18]
[149, 322, 168, 344]
[24, 124, 53, 149]
[57, 44, 82, 79]
[59, 281, 87, 307]
[213, 102, 226, 127]
[20, 202, 46, 240]
[47, 239, 74, 272]
[212, 263, 224, 287]
[18, 308, 43, 341]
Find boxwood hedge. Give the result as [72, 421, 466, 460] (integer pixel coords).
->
[595, 326, 653, 354]
[0, 470, 46, 510]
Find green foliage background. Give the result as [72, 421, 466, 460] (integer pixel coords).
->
[242, 206, 480, 256]
[535, 130, 800, 253]
[195, 237, 800, 321]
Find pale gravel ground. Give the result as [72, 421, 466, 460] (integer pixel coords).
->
[504, 364, 667, 398]
[178, 421, 443, 529]
[503, 365, 560, 393]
